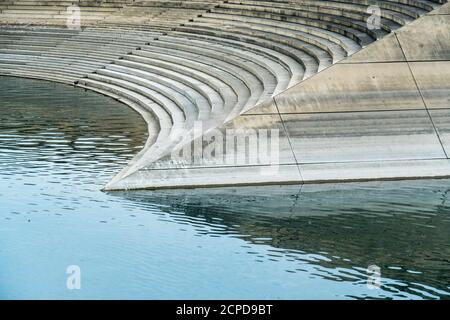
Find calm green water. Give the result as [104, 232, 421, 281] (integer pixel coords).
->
[0, 76, 449, 299]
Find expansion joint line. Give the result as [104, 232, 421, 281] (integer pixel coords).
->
[394, 32, 449, 159]
[273, 98, 304, 182]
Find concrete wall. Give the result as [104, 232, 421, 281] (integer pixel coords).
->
[110, 2, 450, 190]
[1, 1, 449, 190]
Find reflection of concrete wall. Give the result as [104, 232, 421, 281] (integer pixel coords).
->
[113, 3, 450, 190]
[110, 179, 450, 296]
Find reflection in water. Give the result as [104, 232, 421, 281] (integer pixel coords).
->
[113, 182, 450, 299]
[0, 76, 450, 299]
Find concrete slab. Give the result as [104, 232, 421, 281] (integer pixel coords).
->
[273, 63, 425, 114]
[341, 34, 405, 63]
[429, 109, 450, 156]
[396, 15, 450, 61]
[409, 61, 450, 109]
[282, 110, 447, 163]
[151, 113, 297, 169]
[106, 164, 303, 190]
[300, 159, 450, 183]
[429, 2, 450, 15]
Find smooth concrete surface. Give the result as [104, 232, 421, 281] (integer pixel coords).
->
[341, 33, 405, 63]
[106, 1, 450, 190]
[409, 61, 450, 109]
[396, 15, 450, 61]
[272, 62, 424, 113]
[429, 109, 450, 155]
[0, 1, 449, 190]
[281, 110, 446, 163]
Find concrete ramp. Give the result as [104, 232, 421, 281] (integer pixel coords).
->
[107, 2, 450, 189]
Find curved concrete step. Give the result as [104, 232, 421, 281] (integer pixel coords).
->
[134, 47, 252, 120]
[76, 77, 177, 163]
[157, 34, 292, 95]
[201, 11, 361, 55]
[183, 20, 333, 69]
[0, 69, 76, 83]
[206, 12, 373, 48]
[0, 59, 92, 77]
[217, 1, 407, 32]
[141, 39, 269, 106]
[96, 67, 199, 126]
[173, 24, 320, 78]
[86, 72, 186, 132]
[169, 30, 305, 87]
[210, 2, 387, 40]
[128, 50, 239, 115]
[115, 57, 225, 119]
[75, 82, 161, 149]
[195, 15, 346, 63]
[105, 63, 213, 122]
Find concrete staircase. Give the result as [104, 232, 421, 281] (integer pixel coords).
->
[0, 0, 129, 26]
[0, 0, 448, 189]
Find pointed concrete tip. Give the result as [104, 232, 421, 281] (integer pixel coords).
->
[102, 180, 122, 192]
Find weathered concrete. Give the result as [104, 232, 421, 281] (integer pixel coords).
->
[104, 1, 450, 190]
[0, 0, 449, 189]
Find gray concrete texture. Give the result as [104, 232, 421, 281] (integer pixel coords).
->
[111, 1, 450, 190]
[0, 0, 449, 189]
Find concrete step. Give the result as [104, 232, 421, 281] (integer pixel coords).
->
[77, 76, 191, 166]
[106, 63, 213, 121]
[130, 49, 240, 115]
[200, 11, 361, 54]
[169, 30, 305, 87]
[97, 67, 198, 125]
[142, 39, 269, 105]
[78, 77, 173, 137]
[217, 1, 408, 31]
[114, 57, 225, 118]
[211, 3, 387, 40]
[77, 77, 180, 166]
[86, 72, 187, 131]
[184, 19, 333, 68]
[0, 69, 76, 84]
[174, 24, 320, 78]
[156, 35, 281, 94]
[0, 63, 81, 81]
[194, 15, 347, 63]
[205, 7, 374, 47]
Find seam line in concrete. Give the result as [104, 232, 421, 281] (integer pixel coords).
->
[242, 107, 450, 117]
[272, 97, 304, 182]
[139, 157, 450, 172]
[394, 32, 449, 159]
[340, 59, 450, 65]
[297, 157, 449, 165]
[141, 162, 299, 171]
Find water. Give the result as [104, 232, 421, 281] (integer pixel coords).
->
[0, 76, 450, 300]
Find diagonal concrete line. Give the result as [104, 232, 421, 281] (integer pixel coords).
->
[394, 32, 449, 159]
[273, 97, 304, 182]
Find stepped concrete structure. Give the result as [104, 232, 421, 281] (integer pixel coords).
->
[0, 0, 449, 190]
